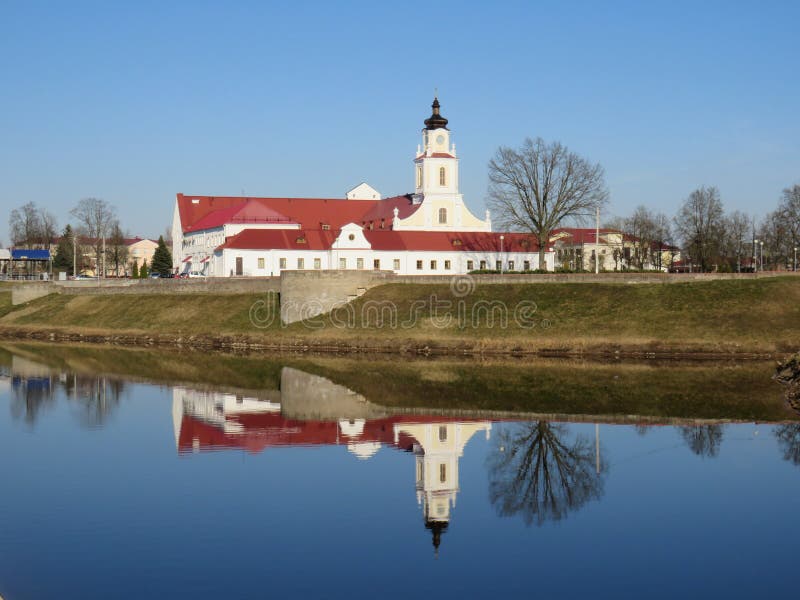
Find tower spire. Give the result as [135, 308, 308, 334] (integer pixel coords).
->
[424, 96, 448, 130]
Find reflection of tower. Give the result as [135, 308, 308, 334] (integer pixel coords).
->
[394, 421, 491, 555]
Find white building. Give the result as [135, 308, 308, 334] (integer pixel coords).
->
[172, 98, 555, 276]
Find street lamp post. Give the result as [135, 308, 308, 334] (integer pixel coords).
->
[499, 235, 504, 274]
[753, 239, 759, 272]
[794, 246, 798, 272]
[759, 241, 764, 272]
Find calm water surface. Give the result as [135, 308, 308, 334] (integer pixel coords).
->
[1, 349, 799, 599]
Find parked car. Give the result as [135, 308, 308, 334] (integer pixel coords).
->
[187, 271, 207, 278]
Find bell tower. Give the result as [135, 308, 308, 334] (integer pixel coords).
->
[414, 97, 459, 204]
[394, 97, 490, 232]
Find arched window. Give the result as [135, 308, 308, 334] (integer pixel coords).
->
[438, 207, 447, 224]
[416, 166, 422, 188]
[439, 166, 446, 186]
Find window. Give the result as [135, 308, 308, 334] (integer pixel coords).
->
[257, 257, 265, 270]
[439, 166, 446, 186]
[438, 425, 448, 442]
[416, 260, 423, 270]
[279, 257, 287, 270]
[373, 259, 380, 270]
[321, 223, 330, 231]
[523, 260, 530, 271]
[348, 233, 355, 241]
[444, 260, 451, 270]
[339, 257, 347, 269]
[314, 258, 321, 270]
[393, 259, 400, 271]
[430, 260, 437, 270]
[297, 258, 304, 269]
[508, 261, 514, 271]
[356, 258, 364, 270]
[416, 166, 422, 188]
[480, 260, 486, 270]
[496, 260, 502, 270]
[438, 207, 447, 224]
[439, 463, 447, 483]
[467, 260, 474, 271]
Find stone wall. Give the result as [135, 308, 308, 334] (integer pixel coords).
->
[11, 283, 55, 305]
[280, 270, 395, 324]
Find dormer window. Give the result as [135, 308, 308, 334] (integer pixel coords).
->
[452, 238, 462, 246]
[439, 167, 446, 186]
[296, 236, 307, 244]
[321, 223, 330, 231]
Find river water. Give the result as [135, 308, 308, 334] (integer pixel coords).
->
[0, 344, 798, 599]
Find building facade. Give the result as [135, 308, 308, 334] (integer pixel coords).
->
[172, 99, 555, 276]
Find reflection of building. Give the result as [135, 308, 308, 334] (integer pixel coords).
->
[395, 422, 491, 553]
[173, 367, 491, 553]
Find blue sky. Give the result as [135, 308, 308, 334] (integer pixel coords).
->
[1, 0, 798, 241]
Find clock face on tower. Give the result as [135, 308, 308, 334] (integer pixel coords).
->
[436, 134, 445, 146]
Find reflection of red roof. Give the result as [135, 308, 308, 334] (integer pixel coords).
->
[176, 194, 418, 234]
[177, 413, 483, 455]
[215, 229, 541, 253]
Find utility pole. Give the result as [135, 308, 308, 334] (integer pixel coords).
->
[595, 205, 600, 274]
[102, 236, 106, 279]
[72, 230, 77, 278]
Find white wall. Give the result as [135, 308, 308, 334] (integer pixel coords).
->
[218, 247, 553, 276]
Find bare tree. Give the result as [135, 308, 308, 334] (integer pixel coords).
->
[674, 186, 724, 272]
[721, 210, 751, 272]
[70, 198, 117, 276]
[9, 201, 42, 247]
[107, 221, 129, 277]
[39, 208, 58, 248]
[487, 137, 609, 270]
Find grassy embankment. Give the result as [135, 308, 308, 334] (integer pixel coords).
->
[1, 276, 799, 354]
[2, 341, 796, 422]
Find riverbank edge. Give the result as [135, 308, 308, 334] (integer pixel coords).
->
[0, 324, 791, 360]
[5, 340, 796, 425]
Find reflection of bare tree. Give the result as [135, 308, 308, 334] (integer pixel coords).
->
[10, 376, 56, 425]
[774, 424, 800, 466]
[679, 425, 724, 458]
[487, 422, 606, 526]
[67, 376, 125, 428]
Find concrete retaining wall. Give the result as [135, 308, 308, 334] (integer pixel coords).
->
[280, 270, 395, 324]
[55, 277, 280, 296]
[11, 283, 56, 305]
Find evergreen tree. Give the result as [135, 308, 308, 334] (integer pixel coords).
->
[52, 224, 75, 275]
[151, 235, 173, 276]
[140, 259, 148, 278]
[130, 260, 139, 279]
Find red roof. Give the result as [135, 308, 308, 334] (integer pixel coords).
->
[187, 202, 295, 232]
[176, 194, 418, 234]
[550, 228, 622, 244]
[217, 228, 540, 253]
[219, 228, 338, 251]
[415, 152, 456, 160]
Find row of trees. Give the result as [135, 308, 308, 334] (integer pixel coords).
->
[487, 137, 798, 272]
[8, 198, 173, 277]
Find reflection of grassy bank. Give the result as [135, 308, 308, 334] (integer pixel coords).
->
[1, 277, 800, 355]
[4, 342, 795, 423]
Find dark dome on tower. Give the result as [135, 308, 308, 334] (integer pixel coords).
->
[424, 97, 449, 130]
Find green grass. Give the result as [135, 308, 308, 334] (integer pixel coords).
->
[2, 341, 795, 422]
[2, 277, 800, 352]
